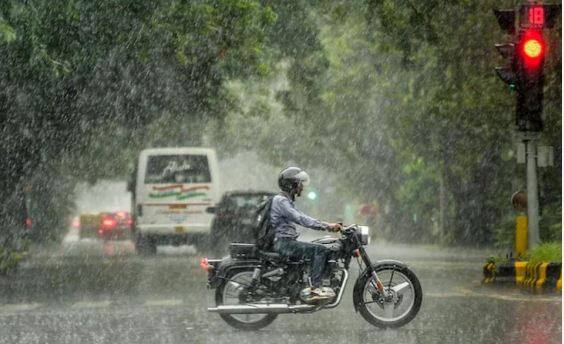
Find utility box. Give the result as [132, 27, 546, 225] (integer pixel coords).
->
[537, 145, 554, 167]
[516, 143, 526, 164]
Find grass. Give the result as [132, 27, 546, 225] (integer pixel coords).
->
[523, 242, 562, 265]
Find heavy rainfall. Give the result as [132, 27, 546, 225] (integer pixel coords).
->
[0, 1, 561, 344]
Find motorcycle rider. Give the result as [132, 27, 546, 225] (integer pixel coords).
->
[271, 167, 342, 302]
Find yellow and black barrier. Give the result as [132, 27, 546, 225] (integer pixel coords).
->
[482, 261, 562, 292]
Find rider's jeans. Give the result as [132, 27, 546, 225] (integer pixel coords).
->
[273, 238, 330, 288]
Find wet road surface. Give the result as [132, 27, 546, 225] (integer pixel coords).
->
[0, 231, 561, 344]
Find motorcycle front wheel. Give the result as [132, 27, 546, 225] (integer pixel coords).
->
[215, 270, 278, 331]
[354, 264, 422, 328]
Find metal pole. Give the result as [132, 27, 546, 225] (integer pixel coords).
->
[525, 137, 540, 248]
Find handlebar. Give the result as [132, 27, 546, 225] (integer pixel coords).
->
[331, 223, 358, 233]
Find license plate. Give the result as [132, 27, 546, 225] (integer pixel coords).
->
[175, 226, 186, 233]
[169, 213, 188, 223]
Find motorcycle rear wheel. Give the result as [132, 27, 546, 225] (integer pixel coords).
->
[354, 264, 422, 328]
[215, 270, 278, 331]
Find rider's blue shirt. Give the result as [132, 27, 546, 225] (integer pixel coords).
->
[270, 193, 328, 240]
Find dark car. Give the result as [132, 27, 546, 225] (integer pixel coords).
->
[97, 211, 133, 241]
[208, 191, 274, 253]
[78, 211, 132, 241]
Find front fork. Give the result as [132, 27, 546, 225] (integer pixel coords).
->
[357, 246, 388, 295]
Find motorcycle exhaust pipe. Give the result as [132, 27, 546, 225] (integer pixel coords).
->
[208, 304, 316, 314]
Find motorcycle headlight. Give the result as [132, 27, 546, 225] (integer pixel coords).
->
[358, 226, 370, 245]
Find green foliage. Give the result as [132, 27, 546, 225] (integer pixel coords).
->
[486, 255, 510, 266]
[492, 214, 519, 250]
[0, 238, 29, 275]
[214, 0, 560, 246]
[523, 242, 562, 264]
[540, 197, 562, 243]
[0, 17, 16, 42]
[0, 0, 560, 249]
[0, 0, 278, 245]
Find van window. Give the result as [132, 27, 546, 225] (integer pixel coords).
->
[145, 155, 211, 184]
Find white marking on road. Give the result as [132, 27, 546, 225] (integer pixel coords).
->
[71, 301, 112, 309]
[0, 303, 41, 312]
[144, 299, 184, 307]
[426, 288, 561, 303]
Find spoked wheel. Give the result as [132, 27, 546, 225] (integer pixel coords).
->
[355, 264, 422, 328]
[215, 270, 278, 331]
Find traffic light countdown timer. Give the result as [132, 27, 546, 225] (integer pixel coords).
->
[494, 4, 560, 132]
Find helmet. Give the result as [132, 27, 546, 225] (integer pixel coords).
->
[278, 167, 310, 194]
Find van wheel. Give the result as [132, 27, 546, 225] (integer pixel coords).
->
[136, 234, 156, 255]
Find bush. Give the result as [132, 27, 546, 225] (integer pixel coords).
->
[540, 203, 562, 242]
[0, 240, 29, 275]
[492, 214, 516, 249]
[522, 242, 562, 264]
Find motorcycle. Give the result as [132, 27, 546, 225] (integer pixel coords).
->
[200, 224, 422, 331]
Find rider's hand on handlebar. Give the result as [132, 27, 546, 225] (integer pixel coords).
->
[327, 223, 343, 232]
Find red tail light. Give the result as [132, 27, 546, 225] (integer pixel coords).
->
[25, 218, 33, 229]
[71, 217, 80, 228]
[100, 215, 117, 230]
[353, 249, 360, 257]
[200, 257, 212, 271]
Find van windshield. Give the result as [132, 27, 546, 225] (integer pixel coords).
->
[145, 155, 211, 184]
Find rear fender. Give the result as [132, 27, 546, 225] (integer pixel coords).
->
[352, 260, 408, 312]
[207, 256, 261, 289]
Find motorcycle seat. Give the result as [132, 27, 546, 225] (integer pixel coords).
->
[259, 251, 282, 260]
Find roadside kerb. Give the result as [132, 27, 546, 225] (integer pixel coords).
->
[483, 261, 562, 292]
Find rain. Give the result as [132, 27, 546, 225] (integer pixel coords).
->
[0, 1, 561, 343]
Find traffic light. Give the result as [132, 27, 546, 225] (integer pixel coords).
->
[494, 42, 516, 90]
[493, 4, 560, 132]
[515, 28, 545, 131]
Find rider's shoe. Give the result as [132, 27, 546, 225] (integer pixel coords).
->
[301, 287, 336, 303]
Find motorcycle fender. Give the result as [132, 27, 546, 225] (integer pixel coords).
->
[208, 256, 261, 289]
[352, 260, 408, 312]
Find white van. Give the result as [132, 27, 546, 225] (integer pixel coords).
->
[129, 147, 220, 254]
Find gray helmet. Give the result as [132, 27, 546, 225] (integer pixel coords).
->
[278, 167, 310, 194]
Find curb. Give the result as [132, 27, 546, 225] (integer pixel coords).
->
[483, 261, 562, 292]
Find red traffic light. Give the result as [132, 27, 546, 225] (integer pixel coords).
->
[519, 30, 545, 69]
[523, 38, 542, 58]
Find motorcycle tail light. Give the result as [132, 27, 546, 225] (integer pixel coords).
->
[353, 249, 360, 257]
[200, 257, 212, 271]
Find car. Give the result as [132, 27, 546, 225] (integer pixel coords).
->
[97, 211, 133, 241]
[208, 191, 275, 253]
[78, 211, 132, 241]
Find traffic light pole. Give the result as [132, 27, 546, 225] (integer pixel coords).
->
[494, 3, 560, 250]
[523, 132, 540, 248]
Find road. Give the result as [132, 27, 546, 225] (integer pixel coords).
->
[0, 230, 561, 344]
